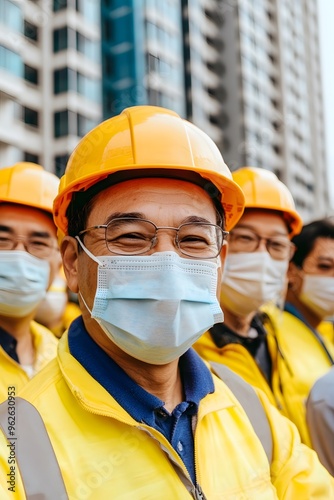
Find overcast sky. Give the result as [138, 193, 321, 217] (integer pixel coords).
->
[318, 0, 334, 209]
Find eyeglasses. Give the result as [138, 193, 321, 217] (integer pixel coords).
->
[228, 228, 295, 261]
[0, 233, 58, 259]
[77, 217, 228, 259]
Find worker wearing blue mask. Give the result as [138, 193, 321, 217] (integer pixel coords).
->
[0, 109, 332, 499]
[0, 162, 60, 400]
[194, 167, 302, 414]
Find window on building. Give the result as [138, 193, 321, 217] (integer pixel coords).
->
[0, 0, 21, 32]
[77, 113, 96, 137]
[23, 106, 39, 128]
[103, 54, 114, 78]
[53, 0, 67, 11]
[0, 44, 22, 77]
[148, 88, 162, 106]
[53, 27, 68, 52]
[24, 64, 38, 84]
[76, 32, 98, 60]
[54, 109, 76, 137]
[54, 154, 69, 177]
[55, 110, 69, 137]
[24, 152, 39, 164]
[76, 0, 99, 25]
[24, 20, 38, 42]
[103, 91, 116, 117]
[54, 67, 76, 94]
[147, 53, 159, 73]
[77, 72, 101, 102]
[102, 19, 113, 43]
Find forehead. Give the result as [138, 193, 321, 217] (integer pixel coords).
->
[0, 203, 56, 236]
[87, 178, 218, 224]
[305, 237, 334, 260]
[236, 209, 289, 233]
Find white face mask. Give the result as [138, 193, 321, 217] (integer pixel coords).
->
[220, 252, 288, 316]
[35, 275, 68, 326]
[35, 292, 68, 326]
[78, 242, 223, 364]
[0, 251, 50, 317]
[299, 274, 334, 319]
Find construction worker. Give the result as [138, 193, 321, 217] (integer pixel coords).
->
[194, 166, 302, 414]
[0, 162, 60, 401]
[0, 109, 332, 498]
[266, 218, 334, 446]
[34, 268, 81, 338]
[195, 169, 334, 447]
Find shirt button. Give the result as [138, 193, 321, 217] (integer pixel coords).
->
[155, 408, 168, 419]
[177, 441, 183, 452]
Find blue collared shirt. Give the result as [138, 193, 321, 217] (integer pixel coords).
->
[0, 328, 19, 362]
[68, 316, 214, 483]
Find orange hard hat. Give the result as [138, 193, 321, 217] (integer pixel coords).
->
[0, 162, 59, 214]
[53, 106, 245, 234]
[232, 167, 302, 236]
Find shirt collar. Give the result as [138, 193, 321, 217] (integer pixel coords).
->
[209, 314, 267, 349]
[68, 316, 214, 422]
[0, 327, 19, 362]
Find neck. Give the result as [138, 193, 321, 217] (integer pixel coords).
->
[0, 314, 34, 340]
[222, 308, 256, 337]
[286, 289, 321, 329]
[0, 314, 35, 364]
[117, 356, 183, 412]
[84, 315, 184, 412]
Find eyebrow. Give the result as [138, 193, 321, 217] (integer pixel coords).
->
[0, 225, 53, 239]
[235, 224, 289, 237]
[104, 212, 213, 225]
[316, 256, 334, 262]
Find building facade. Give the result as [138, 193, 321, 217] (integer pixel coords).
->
[101, 0, 185, 119]
[0, 0, 101, 174]
[0, 0, 329, 219]
[219, 0, 328, 220]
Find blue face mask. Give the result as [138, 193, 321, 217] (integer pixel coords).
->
[78, 244, 223, 365]
[0, 251, 50, 318]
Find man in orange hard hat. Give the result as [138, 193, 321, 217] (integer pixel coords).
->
[194, 167, 334, 449]
[194, 167, 301, 410]
[0, 111, 332, 498]
[0, 162, 61, 400]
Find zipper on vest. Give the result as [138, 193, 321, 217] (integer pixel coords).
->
[195, 483, 207, 499]
[74, 392, 204, 498]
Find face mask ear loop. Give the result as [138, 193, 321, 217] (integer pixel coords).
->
[78, 291, 93, 316]
[75, 236, 103, 265]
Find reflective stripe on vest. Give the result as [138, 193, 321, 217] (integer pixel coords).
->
[0, 397, 68, 500]
[0, 370, 272, 498]
[210, 362, 273, 464]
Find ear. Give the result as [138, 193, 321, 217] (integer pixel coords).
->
[61, 236, 79, 293]
[216, 242, 228, 298]
[287, 261, 301, 290]
[219, 241, 228, 273]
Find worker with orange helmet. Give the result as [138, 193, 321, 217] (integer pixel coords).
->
[194, 166, 334, 448]
[269, 218, 334, 448]
[0, 162, 60, 400]
[1, 110, 333, 498]
[194, 167, 301, 407]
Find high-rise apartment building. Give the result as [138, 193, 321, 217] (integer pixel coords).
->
[101, 0, 185, 119]
[101, 0, 230, 153]
[181, 0, 227, 151]
[0, 0, 102, 174]
[219, 0, 328, 220]
[0, 0, 329, 219]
